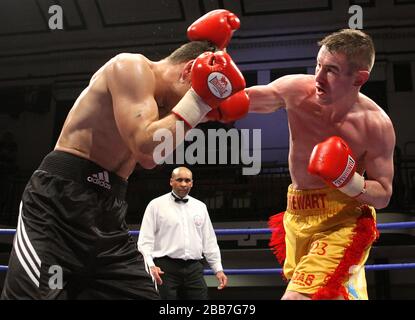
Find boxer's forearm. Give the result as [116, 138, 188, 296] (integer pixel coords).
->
[132, 113, 190, 162]
[355, 179, 392, 209]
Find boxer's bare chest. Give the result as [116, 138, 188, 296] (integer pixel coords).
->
[286, 98, 369, 173]
[56, 74, 136, 179]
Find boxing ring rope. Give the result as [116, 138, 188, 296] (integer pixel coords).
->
[1, 221, 415, 273]
[131, 221, 415, 236]
[1, 221, 413, 238]
[203, 263, 415, 275]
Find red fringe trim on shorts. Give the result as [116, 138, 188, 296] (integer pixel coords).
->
[268, 212, 286, 266]
[312, 205, 379, 300]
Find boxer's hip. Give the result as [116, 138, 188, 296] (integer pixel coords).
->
[19, 150, 132, 262]
[286, 184, 363, 217]
[283, 185, 378, 299]
[37, 150, 127, 200]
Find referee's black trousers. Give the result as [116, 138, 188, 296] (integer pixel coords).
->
[154, 256, 208, 300]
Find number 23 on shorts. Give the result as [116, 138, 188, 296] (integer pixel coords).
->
[310, 241, 328, 256]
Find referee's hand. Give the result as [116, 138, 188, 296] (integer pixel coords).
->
[150, 266, 164, 285]
[216, 271, 228, 290]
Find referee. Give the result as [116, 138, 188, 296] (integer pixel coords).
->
[137, 166, 227, 299]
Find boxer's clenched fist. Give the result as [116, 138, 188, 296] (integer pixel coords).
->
[187, 9, 240, 50]
[172, 51, 247, 128]
[308, 136, 366, 198]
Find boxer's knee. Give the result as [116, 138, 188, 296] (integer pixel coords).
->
[281, 290, 311, 300]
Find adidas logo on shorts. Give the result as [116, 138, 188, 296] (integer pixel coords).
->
[87, 171, 111, 190]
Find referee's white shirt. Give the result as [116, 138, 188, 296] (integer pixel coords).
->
[137, 192, 223, 274]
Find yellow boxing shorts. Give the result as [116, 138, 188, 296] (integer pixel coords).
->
[269, 185, 379, 300]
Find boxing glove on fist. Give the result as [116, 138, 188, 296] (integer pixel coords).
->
[187, 9, 240, 50]
[308, 136, 366, 197]
[191, 51, 246, 107]
[171, 51, 246, 128]
[206, 90, 249, 123]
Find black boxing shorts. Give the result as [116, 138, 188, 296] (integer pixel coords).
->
[1, 150, 159, 300]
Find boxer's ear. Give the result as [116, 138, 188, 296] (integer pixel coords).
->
[184, 60, 194, 76]
[180, 60, 194, 83]
[353, 70, 369, 87]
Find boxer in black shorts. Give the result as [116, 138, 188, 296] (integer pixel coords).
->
[1, 150, 158, 299]
[1, 10, 248, 299]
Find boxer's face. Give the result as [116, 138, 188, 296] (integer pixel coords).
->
[314, 46, 358, 105]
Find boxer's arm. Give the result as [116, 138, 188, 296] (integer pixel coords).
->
[107, 54, 190, 168]
[246, 75, 298, 113]
[355, 119, 396, 209]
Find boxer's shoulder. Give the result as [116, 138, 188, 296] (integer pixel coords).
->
[106, 53, 155, 88]
[270, 74, 314, 102]
[108, 53, 152, 76]
[272, 74, 313, 91]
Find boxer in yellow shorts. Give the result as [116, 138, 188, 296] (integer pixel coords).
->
[270, 185, 379, 300]
[247, 29, 395, 299]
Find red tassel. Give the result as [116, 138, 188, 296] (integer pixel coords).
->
[268, 212, 286, 265]
[312, 205, 378, 300]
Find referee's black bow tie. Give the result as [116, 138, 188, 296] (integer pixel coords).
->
[172, 193, 188, 203]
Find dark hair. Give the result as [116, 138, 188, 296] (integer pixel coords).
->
[318, 29, 375, 72]
[167, 41, 217, 64]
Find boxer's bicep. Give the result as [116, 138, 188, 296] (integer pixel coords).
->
[117, 96, 160, 161]
[364, 119, 395, 197]
[108, 56, 160, 158]
[246, 83, 285, 113]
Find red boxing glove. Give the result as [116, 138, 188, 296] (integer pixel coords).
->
[191, 51, 246, 108]
[308, 136, 366, 197]
[187, 9, 240, 50]
[171, 51, 245, 128]
[206, 90, 249, 123]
